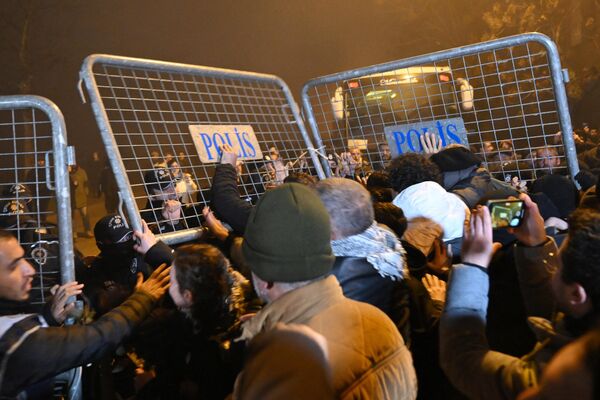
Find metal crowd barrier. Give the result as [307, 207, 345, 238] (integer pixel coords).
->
[0, 95, 75, 307]
[301, 32, 578, 184]
[79, 54, 324, 244]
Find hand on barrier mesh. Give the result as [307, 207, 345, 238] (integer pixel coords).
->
[461, 206, 501, 268]
[162, 200, 182, 223]
[202, 206, 229, 241]
[220, 144, 238, 167]
[49, 281, 85, 324]
[135, 263, 170, 301]
[420, 132, 444, 155]
[133, 220, 157, 255]
[507, 193, 547, 247]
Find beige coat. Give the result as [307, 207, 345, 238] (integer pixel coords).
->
[238, 275, 417, 399]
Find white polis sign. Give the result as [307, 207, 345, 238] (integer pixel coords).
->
[189, 125, 264, 163]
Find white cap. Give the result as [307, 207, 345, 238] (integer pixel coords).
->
[393, 181, 468, 241]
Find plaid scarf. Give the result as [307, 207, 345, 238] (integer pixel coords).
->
[331, 222, 406, 281]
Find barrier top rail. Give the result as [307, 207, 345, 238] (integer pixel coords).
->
[301, 32, 578, 185]
[79, 54, 324, 244]
[0, 95, 74, 306]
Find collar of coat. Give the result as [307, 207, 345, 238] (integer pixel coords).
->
[238, 275, 342, 342]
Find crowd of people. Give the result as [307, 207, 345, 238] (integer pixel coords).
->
[1, 124, 600, 400]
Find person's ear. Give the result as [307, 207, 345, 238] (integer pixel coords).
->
[567, 283, 588, 306]
[183, 289, 194, 307]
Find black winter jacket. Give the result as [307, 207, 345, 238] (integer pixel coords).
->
[431, 147, 519, 208]
[0, 291, 156, 397]
[331, 256, 396, 315]
[210, 164, 253, 234]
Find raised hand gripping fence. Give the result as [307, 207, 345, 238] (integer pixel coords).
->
[0, 95, 75, 308]
[79, 55, 324, 245]
[302, 33, 578, 185]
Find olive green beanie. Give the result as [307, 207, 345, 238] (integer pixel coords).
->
[242, 183, 334, 282]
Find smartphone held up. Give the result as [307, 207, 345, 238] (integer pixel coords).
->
[486, 199, 525, 229]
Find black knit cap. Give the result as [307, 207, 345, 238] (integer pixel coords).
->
[430, 146, 482, 172]
[242, 183, 334, 282]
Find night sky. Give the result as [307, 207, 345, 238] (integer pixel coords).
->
[0, 0, 488, 159]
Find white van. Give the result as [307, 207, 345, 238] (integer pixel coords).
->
[330, 66, 474, 127]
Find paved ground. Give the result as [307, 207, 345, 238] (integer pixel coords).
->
[71, 194, 107, 257]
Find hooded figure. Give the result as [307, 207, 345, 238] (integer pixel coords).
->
[430, 146, 519, 209]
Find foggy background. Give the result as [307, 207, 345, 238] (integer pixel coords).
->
[2, 0, 599, 161]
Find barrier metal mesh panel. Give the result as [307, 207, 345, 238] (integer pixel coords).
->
[80, 55, 322, 244]
[0, 96, 74, 308]
[302, 33, 577, 185]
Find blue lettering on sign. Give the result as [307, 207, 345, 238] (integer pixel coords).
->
[190, 125, 263, 163]
[446, 123, 461, 144]
[406, 129, 422, 152]
[224, 132, 234, 147]
[200, 133, 215, 160]
[392, 131, 405, 155]
[194, 127, 262, 162]
[242, 132, 256, 157]
[213, 133, 227, 158]
[384, 117, 469, 158]
[435, 121, 447, 147]
[234, 128, 248, 157]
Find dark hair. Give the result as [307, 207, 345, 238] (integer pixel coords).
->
[366, 171, 391, 189]
[166, 158, 180, 168]
[561, 208, 600, 313]
[369, 187, 393, 203]
[283, 172, 317, 186]
[173, 244, 232, 336]
[387, 153, 442, 194]
[373, 202, 407, 238]
[0, 230, 15, 242]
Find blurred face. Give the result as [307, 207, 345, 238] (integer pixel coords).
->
[350, 148, 361, 161]
[483, 141, 494, 153]
[380, 144, 391, 160]
[169, 264, 192, 310]
[536, 149, 560, 169]
[551, 239, 570, 312]
[169, 162, 181, 177]
[500, 141, 512, 151]
[0, 237, 36, 301]
[551, 238, 592, 318]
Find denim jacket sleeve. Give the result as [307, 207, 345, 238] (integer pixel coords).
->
[513, 238, 559, 321]
[440, 265, 539, 400]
